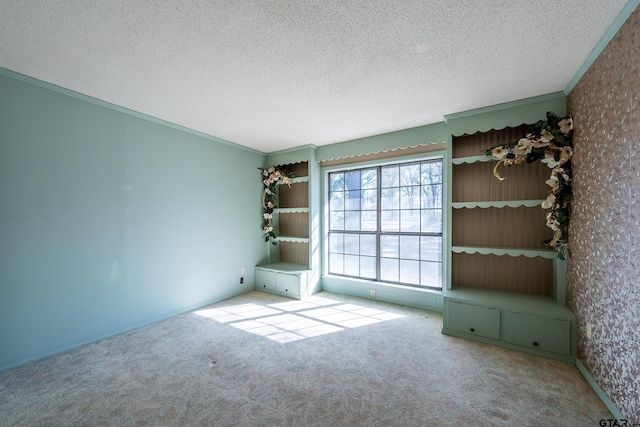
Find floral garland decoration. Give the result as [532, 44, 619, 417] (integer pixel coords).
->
[260, 166, 295, 245]
[485, 112, 573, 259]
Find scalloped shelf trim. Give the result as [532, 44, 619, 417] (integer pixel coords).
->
[273, 207, 310, 213]
[275, 236, 310, 243]
[318, 141, 445, 162]
[445, 92, 566, 137]
[451, 155, 495, 164]
[452, 200, 545, 209]
[449, 122, 540, 138]
[451, 246, 557, 259]
[277, 176, 309, 185]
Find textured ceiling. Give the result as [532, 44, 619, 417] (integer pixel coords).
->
[0, 1, 629, 153]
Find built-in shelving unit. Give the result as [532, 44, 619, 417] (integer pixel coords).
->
[256, 148, 321, 299]
[442, 109, 576, 363]
[449, 126, 558, 297]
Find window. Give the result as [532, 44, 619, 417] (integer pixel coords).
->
[327, 159, 443, 289]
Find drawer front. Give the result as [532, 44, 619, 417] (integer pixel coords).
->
[276, 272, 300, 296]
[503, 311, 570, 355]
[255, 269, 276, 290]
[445, 301, 500, 340]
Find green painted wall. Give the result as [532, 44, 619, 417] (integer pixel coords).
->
[0, 71, 265, 371]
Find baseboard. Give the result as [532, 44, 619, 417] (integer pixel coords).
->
[575, 359, 623, 420]
[0, 289, 246, 373]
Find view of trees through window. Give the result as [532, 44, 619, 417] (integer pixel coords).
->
[328, 159, 443, 289]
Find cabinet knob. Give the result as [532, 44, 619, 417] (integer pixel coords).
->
[533, 342, 539, 347]
[470, 328, 475, 332]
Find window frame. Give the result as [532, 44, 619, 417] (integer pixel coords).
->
[322, 151, 447, 291]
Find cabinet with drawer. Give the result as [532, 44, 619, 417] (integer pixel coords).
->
[442, 287, 576, 363]
[503, 311, 571, 356]
[255, 268, 277, 291]
[255, 263, 309, 300]
[444, 301, 500, 340]
[275, 271, 301, 297]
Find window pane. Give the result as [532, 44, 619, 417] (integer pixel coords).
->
[361, 168, 377, 189]
[381, 211, 399, 232]
[421, 184, 442, 209]
[381, 188, 399, 209]
[421, 209, 442, 233]
[400, 235, 420, 260]
[345, 190, 361, 210]
[420, 261, 442, 288]
[361, 189, 377, 210]
[400, 259, 420, 285]
[344, 234, 359, 255]
[380, 235, 399, 258]
[330, 211, 344, 230]
[400, 163, 420, 186]
[421, 161, 442, 185]
[400, 210, 420, 232]
[381, 258, 398, 282]
[361, 211, 377, 231]
[329, 253, 343, 275]
[329, 191, 344, 210]
[360, 256, 376, 279]
[330, 173, 344, 191]
[344, 254, 359, 276]
[381, 166, 399, 188]
[329, 233, 344, 253]
[345, 171, 360, 190]
[344, 210, 361, 231]
[420, 236, 442, 262]
[400, 187, 420, 209]
[360, 234, 376, 256]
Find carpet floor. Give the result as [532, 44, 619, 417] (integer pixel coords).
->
[0, 290, 611, 426]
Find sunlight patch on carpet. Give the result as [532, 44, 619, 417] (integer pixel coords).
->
[194, 295, 405, 343]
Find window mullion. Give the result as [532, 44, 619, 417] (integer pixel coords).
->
[376, 165, 381, 282]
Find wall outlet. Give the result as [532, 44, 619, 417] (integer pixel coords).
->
[586, 322, 592, 340]
[370, 289, 376, 298]
[240, 277, 244, 284]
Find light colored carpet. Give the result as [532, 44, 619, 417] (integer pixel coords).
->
[0, 290, 610, 426]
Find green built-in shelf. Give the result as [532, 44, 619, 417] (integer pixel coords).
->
[277, 176, 309, 185]
[275, 236, 310, 243]
[273, 207, 310, 213]
[452, 200, 545, 209]
[452, 245, 557, 259]
[451, 155, 495, 164]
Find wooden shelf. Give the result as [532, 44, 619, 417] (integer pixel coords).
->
[256, 262, 309, 272]
[277, 176, 309, 185]
[444, 287, 570, 318]
[451, 155, 495, 165]
[452, 200, 545, 209]
[273, 207, 309, 214]
[275, 236, 310, 244]
[452, 245, 557, 259]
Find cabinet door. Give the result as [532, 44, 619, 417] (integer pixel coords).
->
[255, 269, 276, 290]
[276, 272, 300, 297]
[503, 311, 570, 355]
[445, 300, 500, 340]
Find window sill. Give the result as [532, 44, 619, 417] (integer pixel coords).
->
[321, 275, 443, 313]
